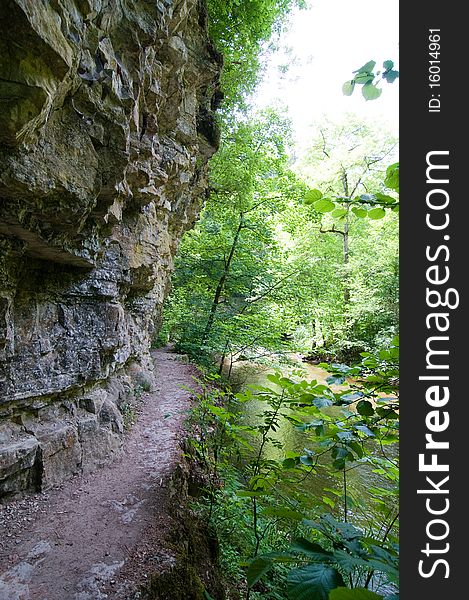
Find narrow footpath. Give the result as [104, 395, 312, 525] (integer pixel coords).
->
[0, 348, 201, 600]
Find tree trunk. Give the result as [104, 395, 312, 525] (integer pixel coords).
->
[343, 205, 350, 304]
[201, 214, 244, 346]
[218, 339, 230, 375]
[341, 168, 351, 305]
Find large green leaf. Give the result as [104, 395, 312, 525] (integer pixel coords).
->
[331, 207, 348, 218]
[287, 564, 344, 600]
[342, 81, 355, 96]
[354, 73, 374, 85]
[291, 538, 334, 561]
[384, 163, 399, 192]
[305, 189, 323, 204]
[236, 490, 266, 498]
[246, 556, 273, 588]
[347, 440, 364, 458]
[332, 550, 370, 573]
[352, 206, 368, 218]
[383, 69, 399, 84]
[313, 396, 334, 409]
[263, 506, 304, 521]
[329, 587, 384, 600]
[356, 400, 374, 416]
[354, 60, 376, 74]
[355, 425, 375, 437]
[362, 83, 382, 101]
[375, 193, 397, 205]
[283, 457, 298, 469]
[340, 392, 364, 403]
[300, 454, 316, 467]
[367, 207, 386, 220]
[326, 375, 345, 385]
[314, 198, 335, 213]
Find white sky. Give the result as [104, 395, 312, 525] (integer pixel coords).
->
[254, 0, 399, 149]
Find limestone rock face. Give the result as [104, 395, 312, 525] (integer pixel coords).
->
[0, 0, 221, 499]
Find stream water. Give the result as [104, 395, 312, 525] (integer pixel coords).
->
[229, 357, 399, 531]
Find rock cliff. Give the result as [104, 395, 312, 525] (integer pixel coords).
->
[0, 0, 221, 499]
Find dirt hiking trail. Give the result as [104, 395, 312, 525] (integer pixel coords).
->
[0, 348, 201, 600]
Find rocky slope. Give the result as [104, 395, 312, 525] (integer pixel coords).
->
[0, 0, 222, 499]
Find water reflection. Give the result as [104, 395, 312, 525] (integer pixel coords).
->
[228, 357, 398, 529]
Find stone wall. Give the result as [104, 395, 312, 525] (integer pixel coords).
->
[0, 0, 222, 499]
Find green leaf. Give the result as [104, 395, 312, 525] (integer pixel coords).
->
[354, 73, 374, 85]
[236, 490, 266, 498]
[332, 459, 346, 470]
[348, 440, 364, 458]
[340, 392, 364, 403]
[356, 400, 374, 416]
[336, 431, 354, 442]
[383, 60, 394, 71]
[332, 447, 351, 462]
[287, 564, 344, 600]
[375, 193, 397, 205]
[291, 538, 334, 561]
[354, 60, 376, 74]
[331, 550, 370, 574]
[355, 425, 375, 437]
[326, 375, 345, 385]
[329, 587, 384, 600]
[305, 189, 323, 204]
[352, 207, 367, 218]
[385, 163, 399, 192]
[313, 397, 333, 409]
[204, 592, 215, 600]
[283, 457, 298, 469]
[314, 198, 335, 213]
[263, 506, 304, 521]
[300, 454, 316, 467]
[376, 407, 398, 420]
[323, 486, 341, 497]
[247, 556, 273, 588]
[342, 81, 355, 96]
[367, 207, 386, 220]
[322, 495, 335, 508]
[331, 207, 347, 218]
[362, 83, 382, 101]
[383, 69, 399, 84]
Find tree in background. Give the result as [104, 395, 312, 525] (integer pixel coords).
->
[160, 109, 307, 363]
[160, 113, 399, 368]
[206, 0, 306, 110]
[294, 117, 399, 360]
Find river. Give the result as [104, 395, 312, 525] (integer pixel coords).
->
[228, 357, 399, 531]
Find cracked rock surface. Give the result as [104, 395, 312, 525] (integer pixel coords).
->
[0, 0, 221, 498]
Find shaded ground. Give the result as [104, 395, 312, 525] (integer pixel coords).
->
[0, 348, 201, 600]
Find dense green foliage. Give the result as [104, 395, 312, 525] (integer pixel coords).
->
[186, 339, 399, 599]
[207, 0, 305, 109]
[160, 114, 398, 366]
[160, 109, 306, 362]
